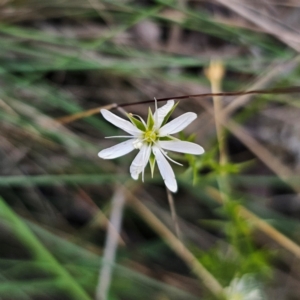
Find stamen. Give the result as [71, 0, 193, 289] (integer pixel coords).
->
[131, 114, 147, 128]
[144, 130, 157, 143]
[155, 143, 183, 166]
[105, 136, 135, 139]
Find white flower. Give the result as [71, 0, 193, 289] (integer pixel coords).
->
[224, 275, 265, 300]
[98, 100, 204, 192]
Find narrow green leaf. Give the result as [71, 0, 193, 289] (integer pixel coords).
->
[149, 153, 156, 178]
[0, 174, 125, 187]
[0, 197, 92, 300]
[127, 113, 146, 131]
[161, 101, 179, 126]
[147, 107, 155, 130]
[158, 136, 175, 141]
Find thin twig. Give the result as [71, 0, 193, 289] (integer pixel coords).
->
[56, 86, 300, 124]
[57, 103, 117, 124]
[117, 86, 300, 108]
[223, 55, 300, 117]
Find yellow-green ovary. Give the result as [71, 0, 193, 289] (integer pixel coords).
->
[144, 130, 157, 143]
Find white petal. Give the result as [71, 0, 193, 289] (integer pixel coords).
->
[158, 141, 204, 155]
[159, 112, 197, 136]
[152, 146, 177, 192]
[153, 100, 174, 129]
[98, 139, 135, 159]
[130, 144, 151, 180]
[101, 109, 142, 136]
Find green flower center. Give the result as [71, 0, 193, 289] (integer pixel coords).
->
[144, 130, 157, 143]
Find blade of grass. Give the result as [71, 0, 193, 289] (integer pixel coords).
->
[96, 185, 126, 300]
[24, 220, 201, 300]
[0, 197, 92, 300]
[0, 174, 125, 187]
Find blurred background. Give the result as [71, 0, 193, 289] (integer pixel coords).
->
[1, 0, 300, 299]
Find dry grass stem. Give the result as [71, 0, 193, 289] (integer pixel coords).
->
[199, 100, 300, 194]
[96, 186, 126, 300]
[205, 59, 227, 165]
[205, 59, 230, 203]
[226, 120, 299, 192]
[126, 189, 225, 298]
[198, 99, 300, 259]
[214, 0, 300, 51]
[206, 187, 300, 260]
[223, 55, 300, 117]
[56, 103, 117, 124]
[75, 189, 125, 246]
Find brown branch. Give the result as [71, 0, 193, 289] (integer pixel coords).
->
[56, 86, 300, 124]
[117, 86, 300, 108]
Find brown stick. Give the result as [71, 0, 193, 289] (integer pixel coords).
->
[56, 86, 300, 124]
[117, 86, 300, 108]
